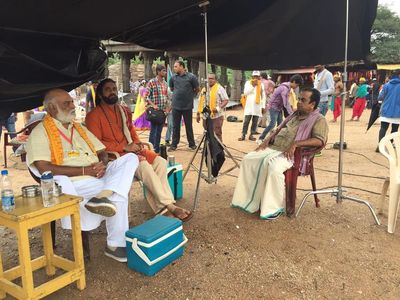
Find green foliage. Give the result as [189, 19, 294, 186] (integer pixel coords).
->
[108, 53, 120, 65]
[371, 5, 400, 63]
[130, 56, 142, 65]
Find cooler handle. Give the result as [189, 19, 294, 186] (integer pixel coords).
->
[130, 235, 188, 266]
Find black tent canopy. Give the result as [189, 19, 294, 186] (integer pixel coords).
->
[0, 0, 378, 111]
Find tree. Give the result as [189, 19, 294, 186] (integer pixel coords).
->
[370, 5, 400, 63]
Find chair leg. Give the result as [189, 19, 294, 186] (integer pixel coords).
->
[379, 178, 390, 215]
[285, 169, 298, 217]
[82, 231, 90, 261]
[50, 220, 56, 249]
[387, 183, 400, 233]
[309, 164, 320, 208]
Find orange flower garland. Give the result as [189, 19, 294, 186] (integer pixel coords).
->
[42, 115, 96, 165]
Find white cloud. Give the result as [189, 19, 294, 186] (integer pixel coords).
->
[379, 0, 400, 16]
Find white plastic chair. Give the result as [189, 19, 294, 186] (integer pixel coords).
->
[379, 132, 400, 233]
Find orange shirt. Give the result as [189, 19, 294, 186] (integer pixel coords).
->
[86, 103, 157, 164]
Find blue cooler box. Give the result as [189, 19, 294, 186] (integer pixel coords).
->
[125, 215, 188, 276]
[143, 163, 183, 200]
[167, 163, 183, 200]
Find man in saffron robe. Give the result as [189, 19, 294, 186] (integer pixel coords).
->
[86, 78, 192, 222]
[26, 89, 138, 262]
[231, 88, 328, 219]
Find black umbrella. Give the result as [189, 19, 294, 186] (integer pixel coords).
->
[366, 101, 381, 132]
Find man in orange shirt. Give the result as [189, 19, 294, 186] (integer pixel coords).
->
[86, 78, 192, 221]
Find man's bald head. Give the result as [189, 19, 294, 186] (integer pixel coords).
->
[43, 88, 76, 124]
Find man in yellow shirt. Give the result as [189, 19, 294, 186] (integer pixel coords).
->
[26, 89, 139, 263]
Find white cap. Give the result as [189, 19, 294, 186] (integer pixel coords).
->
[252, 71, 261, 76]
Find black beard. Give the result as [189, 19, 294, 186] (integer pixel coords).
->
[103, 94, 118, 105]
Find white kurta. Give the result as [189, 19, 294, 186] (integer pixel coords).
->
[243, 81, 266, 117]
[231, 148, 293, 219]
[30, 154, 138, 247]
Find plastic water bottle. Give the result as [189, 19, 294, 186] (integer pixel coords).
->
[1, 170, 15, 212]
[41, 171, 55, 207]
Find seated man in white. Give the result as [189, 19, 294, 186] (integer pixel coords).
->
[231, 87, 328, 219]
[26, 89, 139, 263]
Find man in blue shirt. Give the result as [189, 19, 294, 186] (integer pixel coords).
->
[169, 60, 200, 151]
[377, 70, 400, 149]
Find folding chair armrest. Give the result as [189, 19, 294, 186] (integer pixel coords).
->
[141, 142, 153, 150]
[106, 151, 121, 161]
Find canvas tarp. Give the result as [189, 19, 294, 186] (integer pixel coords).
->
[0, 0, 378, 111]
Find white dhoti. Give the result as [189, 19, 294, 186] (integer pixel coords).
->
[43, 153, 138, 247]
[231, 148, 293, 219]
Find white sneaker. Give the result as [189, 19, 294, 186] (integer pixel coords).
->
[256, 139, 263, 145]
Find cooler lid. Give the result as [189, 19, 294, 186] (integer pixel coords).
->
[126, 215, 182, 243]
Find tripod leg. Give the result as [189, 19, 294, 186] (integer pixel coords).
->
[214, 134, 241, 169]
[193, 138, 207, 212]
[205, 138, 213, 180]
[183, 132, 206, 181]
[341, 195, 381, 225]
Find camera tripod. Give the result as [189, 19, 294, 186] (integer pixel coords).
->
[183, 117, 240, 211]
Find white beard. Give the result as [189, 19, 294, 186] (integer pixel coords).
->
[56, 110, 76, 124]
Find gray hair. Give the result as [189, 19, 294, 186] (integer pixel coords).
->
[43, 90, 60, 111]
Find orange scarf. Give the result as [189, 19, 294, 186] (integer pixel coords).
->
[42, 115, 96, 165]
[198, 83, 219, 117]
[255, 80, 261, 104]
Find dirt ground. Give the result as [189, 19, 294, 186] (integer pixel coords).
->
[1, 107, 400, 300]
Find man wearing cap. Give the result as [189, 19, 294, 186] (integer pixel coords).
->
[238, 71, 266, 141]
[350, 77, 369, 121]
[313, 65, 335, 116]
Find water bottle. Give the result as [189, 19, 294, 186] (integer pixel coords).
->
[41, 171, 55, 207]
[1, 169, 15, 212]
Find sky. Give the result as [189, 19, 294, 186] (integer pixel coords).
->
[379, 0, 400, 16]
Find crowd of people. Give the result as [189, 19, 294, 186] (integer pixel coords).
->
[3, 62, 400, 263]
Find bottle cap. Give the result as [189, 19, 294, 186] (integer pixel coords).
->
[1, 170, 8, 176]
[41, 171, 53, 180]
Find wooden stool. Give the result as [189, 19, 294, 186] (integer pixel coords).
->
[0, 194, 85, 299]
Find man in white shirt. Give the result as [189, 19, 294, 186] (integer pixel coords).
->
[313, 65, 335, 116]
[238, 71, 266, 141]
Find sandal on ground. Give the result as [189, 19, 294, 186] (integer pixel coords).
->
[155, 205, 193, 222]
[172, 207, 193, 222]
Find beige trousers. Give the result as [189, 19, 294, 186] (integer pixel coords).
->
[135, 156, 175, 212]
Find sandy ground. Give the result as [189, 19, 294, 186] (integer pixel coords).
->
[1, 107, 400, 300]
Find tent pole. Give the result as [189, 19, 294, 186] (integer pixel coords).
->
[336, 0, 349, 201]
[296, 0, 380, 225]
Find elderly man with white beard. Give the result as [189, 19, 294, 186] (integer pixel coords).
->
[26, 89, 139, 263]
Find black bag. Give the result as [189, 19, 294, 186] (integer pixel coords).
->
[146, 107, 166, 124]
